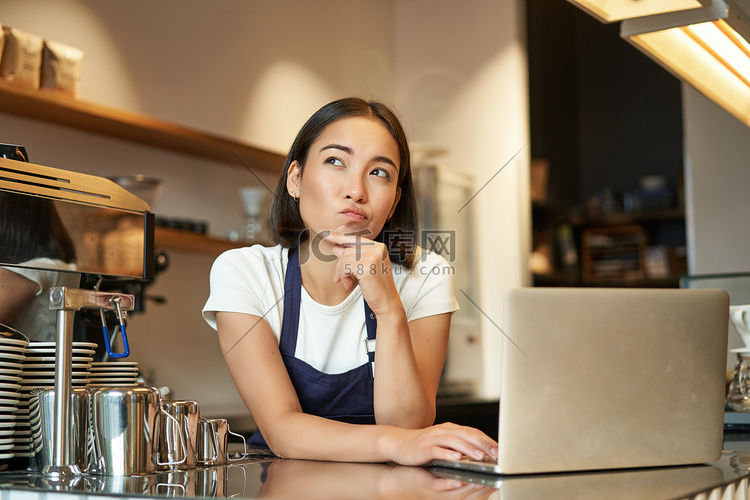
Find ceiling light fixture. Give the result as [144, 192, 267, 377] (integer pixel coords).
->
[567, 0, 709, 23]
[621, 0, 750, 126]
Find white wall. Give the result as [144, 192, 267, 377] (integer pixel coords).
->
[395, 0, 530, 398]
[682, 85, 750, 275]
[682, 84, 750, 369]
[0, 0, 529, 419]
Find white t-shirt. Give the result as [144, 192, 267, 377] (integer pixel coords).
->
[202, 244, 459, 375]
[2, 258, 80, 341]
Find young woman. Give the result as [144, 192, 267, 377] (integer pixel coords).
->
[203, 98, 497, 465]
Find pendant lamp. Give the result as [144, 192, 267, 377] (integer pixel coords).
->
[567, 0, 709, 23]
[621, 0, 750, 126]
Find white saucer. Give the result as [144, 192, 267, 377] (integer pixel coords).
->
[88, 378, 137, 384]
[0, 346, 26, 354]
[22, 370, 91, 377]
[0, 353, 24, 362]
[91, 361, 138, 367]
[0, 338, 28, 348]
[23, 356, 93, 364]
[90, 375, 137, 381]
[89, 373, 138, 379]
[0, 325, 29, 341]
[28, 341, 97, 348]
[90, 366, 138, 372]
[19, 385, 89, 394]
[23, 363, 91, 370]
[25, 348, 95, 356]
[21, 379, 90, 386]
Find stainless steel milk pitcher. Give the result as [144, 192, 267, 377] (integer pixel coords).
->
[28, 388, 91, 473]
[158, 400, 199, 470]
[89, 386, 186, 475]
[196, 417, 248, 466]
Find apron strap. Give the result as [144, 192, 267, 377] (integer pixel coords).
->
[364, 302, 377, 377]
[279, 247, 302, 355]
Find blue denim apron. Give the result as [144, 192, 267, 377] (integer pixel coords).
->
[248, 247, 377, 448]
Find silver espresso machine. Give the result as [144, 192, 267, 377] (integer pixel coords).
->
[0, 148, 154, 478]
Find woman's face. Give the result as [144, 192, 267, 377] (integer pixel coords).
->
[287, 116, 401, 245]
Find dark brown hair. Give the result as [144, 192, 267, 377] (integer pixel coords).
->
[268, 97, 418, 269]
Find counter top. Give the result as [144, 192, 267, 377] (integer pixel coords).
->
[2, 433, 750, 499]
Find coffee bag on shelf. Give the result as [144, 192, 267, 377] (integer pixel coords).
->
[40, 39, 83, 98]
[0, 26, 43, 89]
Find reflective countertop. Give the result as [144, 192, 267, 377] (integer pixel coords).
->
[2, 434, 750, 499]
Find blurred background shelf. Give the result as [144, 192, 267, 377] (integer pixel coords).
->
[567, 208, 685, 228]
[155, 227, 253, 254]
[531, 208, 687, 288]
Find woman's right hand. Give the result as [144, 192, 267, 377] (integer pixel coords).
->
[383, 422, 498, 466]
[217, 310, 498, 464]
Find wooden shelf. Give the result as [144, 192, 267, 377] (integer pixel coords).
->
[568, 208, 685, 228]
[0, 82, 285, 172]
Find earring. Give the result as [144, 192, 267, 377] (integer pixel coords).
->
[291, 191, 299, 203]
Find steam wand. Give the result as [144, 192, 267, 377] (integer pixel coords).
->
[45, 286, 135, 478]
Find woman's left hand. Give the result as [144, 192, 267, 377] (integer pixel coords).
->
[324, 229, 400, 316]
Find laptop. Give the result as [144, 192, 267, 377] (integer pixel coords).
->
[432, 287, 729, 475]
